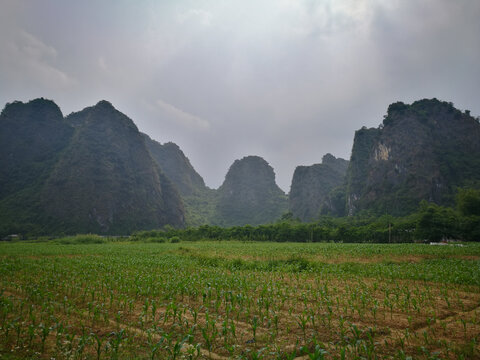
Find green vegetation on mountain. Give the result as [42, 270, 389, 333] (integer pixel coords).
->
[215, 156, 288, 226]
[0, 98, 289, 235]
[0, 99, 72, 198]
[143, 135, 206, 196]
[345, 99, 480, 216]
[179, 188, 218, 227]
[133, 187, 479, 243]
[0, 99, 185, 237]
[1, 97, 479, 237]
[143, 149, 288, 227]
[142, 134, 218, 227]
[290, 153, 348, 221]
[0, 99, 73, 235]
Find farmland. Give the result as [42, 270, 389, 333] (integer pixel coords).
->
[0, 240, 479, 359]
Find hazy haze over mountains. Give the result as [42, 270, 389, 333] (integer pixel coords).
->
[1, 1, 480, 190]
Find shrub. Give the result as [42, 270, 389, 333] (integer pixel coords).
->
[169, 236, 180, 243]
[57, 234, 105, 245]
[148, 237, 166, 243]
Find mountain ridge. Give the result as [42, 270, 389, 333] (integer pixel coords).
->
[1, 97, 479, 236]
[0, 98, 185, 235]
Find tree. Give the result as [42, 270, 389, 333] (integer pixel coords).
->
[415, 201, 458, 241]
[456, 188, 480, 216]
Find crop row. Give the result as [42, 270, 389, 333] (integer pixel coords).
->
[0, 241, 479, 359]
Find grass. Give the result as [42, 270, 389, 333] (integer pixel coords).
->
[0, 240, 479, 359]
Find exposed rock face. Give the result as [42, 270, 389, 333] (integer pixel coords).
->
[289, 154, 349, 221]
[346, 99, 480, 215]
[215, 156, 288, 226]
[0, 99, 185, 235]
[345, 127, 381, 215]
[143, 135, 206, 197]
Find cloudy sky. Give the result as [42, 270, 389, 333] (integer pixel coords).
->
[1, 0, 479, 191]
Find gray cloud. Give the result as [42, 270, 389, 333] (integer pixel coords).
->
[1, 0, 479, 191]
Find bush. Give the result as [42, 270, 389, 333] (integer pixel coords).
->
[457, 188, 480, 216]
[148, 237, 166, 243]
[169, 236, 180, 243]
[459, 216, 480, 241]
[57, 234, 105, 245]
[285, 256, 312, 272]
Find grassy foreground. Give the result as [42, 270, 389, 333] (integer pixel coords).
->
[0, 240, 479, 359]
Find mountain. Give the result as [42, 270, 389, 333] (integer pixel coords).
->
[143, 135, 206, 197]
[345, 99, 480, 216]
[0, 99, 73, 235]
[3, 97, 478, 235]
[143, 140, 288, 226]
[0, 99, 185, 236]
[0, 99, 72, 199]
[215, 156, 288, 226]
[42, 100, 185, 233]
[289, 154, 349, 221]
[143, 134, 217, 226]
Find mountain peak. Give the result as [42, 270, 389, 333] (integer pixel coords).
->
[162, 142, 181, 151]
[226, 156, 276, 183]
[347, 98, 480, 215]
[1, 98, 63, 120]
[216, 155, 287, 226]
[42, 102, 185, 233]
[321, 153, 336, 164]
[66, 100, 138, 131]
[383, 98, 465, 128]
[95, 100, 115, 110]
[290, 153, 349, 220]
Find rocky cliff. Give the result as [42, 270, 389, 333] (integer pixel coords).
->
[346, 99, 480, 215]
[289, 154, 349, 221]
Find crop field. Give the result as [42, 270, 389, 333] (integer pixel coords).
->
[0, 240, 479, 359]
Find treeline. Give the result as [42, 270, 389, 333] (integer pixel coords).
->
[132, 188, 480, 243]
[4, 188, 479, 243]
[133, 216, 413, 243]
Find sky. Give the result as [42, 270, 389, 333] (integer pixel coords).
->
[1, 0, 479, 191]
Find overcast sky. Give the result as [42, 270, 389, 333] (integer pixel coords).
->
[1, 0, 479, 191]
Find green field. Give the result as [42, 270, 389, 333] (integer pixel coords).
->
[1, 240, 479, 359]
